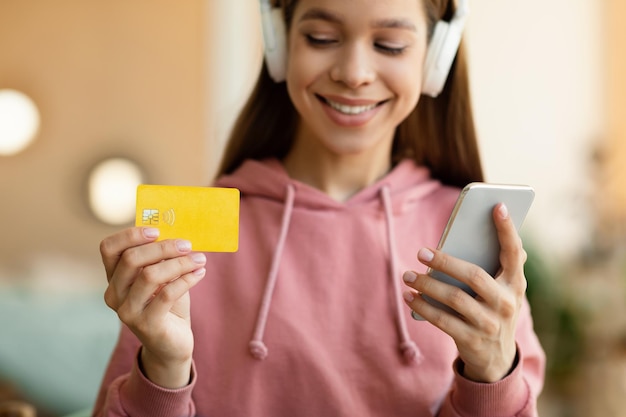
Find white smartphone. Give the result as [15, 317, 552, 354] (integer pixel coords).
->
[415, 182, 535, 318]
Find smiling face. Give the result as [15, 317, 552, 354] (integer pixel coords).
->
[285, 0, 429, 161]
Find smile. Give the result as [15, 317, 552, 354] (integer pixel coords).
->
[318, 95, 384, 116]
[326, 100, 377, 115]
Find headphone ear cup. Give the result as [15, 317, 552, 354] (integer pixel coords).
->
[261, 7, 288, 82]
[422, 19, 462, 97]
[422, 22, 448, 97]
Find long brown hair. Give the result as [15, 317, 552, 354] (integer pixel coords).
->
[217, 0, 483, 188]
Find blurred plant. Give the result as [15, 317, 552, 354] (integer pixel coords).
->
[523, 236, 585, 382]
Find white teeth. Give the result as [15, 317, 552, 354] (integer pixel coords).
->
[326, 99, 377, 115]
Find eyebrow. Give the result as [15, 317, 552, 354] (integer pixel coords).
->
[299, 8, 342, 24]
[373, 18, 417, 32]
[298, 8, 417, 32]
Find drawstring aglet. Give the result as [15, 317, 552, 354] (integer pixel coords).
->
[249, 340, 269, 360]
[400, 340, 423, 364]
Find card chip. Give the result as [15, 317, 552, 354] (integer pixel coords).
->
[142, 209, 160, 225]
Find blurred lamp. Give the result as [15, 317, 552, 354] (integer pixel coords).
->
[88, 157, 144, 225]
[0, 89, 41, 155]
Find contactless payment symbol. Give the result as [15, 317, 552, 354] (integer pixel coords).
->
[163, 208, 176, 226]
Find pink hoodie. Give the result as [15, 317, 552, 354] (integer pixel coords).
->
[93, 158, 545, 417]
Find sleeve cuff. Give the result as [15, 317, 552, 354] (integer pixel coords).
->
[449, 348, 532, 417]
[119, 349, 197, 417]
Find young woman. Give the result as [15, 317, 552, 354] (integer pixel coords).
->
[93, 0, 545, 415]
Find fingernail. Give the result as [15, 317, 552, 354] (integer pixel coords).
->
[403, 291, 415, 302]
[498, 203, 509, 219]
[193, 267, 206, 277]
[411, 311, 424, 321]
[403, 271, 417, 283]
[418, 248, 434, 263]
[176, 240, 192, 252]
[143, 228, 160, 239]
[191, 253, 206, 264]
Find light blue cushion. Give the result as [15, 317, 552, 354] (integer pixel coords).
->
[63, 408, 93, 417]
[0, 288, 119, 416]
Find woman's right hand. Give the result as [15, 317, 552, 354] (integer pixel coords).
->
[100, 227, 207, 389]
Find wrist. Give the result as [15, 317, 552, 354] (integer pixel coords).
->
[139, 347, 193, 389]
[460, 350, 519, 383]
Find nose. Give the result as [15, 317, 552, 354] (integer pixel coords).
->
[330, 43, 376, 89]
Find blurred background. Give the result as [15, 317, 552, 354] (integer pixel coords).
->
[0, 0, 625, 416]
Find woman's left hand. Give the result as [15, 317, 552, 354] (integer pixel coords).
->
[402, 203, 526, 383]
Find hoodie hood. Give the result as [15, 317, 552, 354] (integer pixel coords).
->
[216, 158, 442, 212]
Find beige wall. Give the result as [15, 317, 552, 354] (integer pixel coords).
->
[466, 0, 606, 258]
[604, 0, 626, 233]
[0, 1, 209, 274]
[205, 0, 263, 175]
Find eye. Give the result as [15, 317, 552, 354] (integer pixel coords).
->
[305, 34, 337, 47]
[375, 43, 407, 56]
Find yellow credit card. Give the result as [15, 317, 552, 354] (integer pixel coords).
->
[135, 184, 240, 252]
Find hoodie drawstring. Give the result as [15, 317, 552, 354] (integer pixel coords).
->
[249, 183, 421, 364]
[380, 186, 424, 364]
[249, 184, 296, 360]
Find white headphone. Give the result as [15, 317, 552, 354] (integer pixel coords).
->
[260, 0, 288, 84]
[422, 0, 469, 97]
[259, 0, 468, 98]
